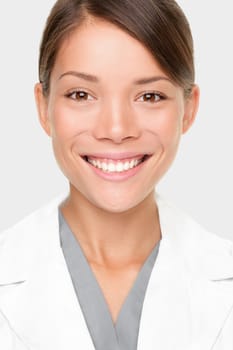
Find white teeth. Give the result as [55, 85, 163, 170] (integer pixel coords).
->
[87, 157, 144, 173]
[130, 160, 135, 169]
[102, 162, 108, 171]
[116, 163, 124, 172]
[124, 162, 130, 171]
[108, 163, 116, 172]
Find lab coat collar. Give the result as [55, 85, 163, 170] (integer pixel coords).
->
[0, 194, 64, 285]
[137, 194, 233, 349]
[0, 193, 233, 349]
[156, 194, 233, 281]
[0, 193, 95, 349]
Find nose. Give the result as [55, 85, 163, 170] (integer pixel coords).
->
[92, 100, 141, 144]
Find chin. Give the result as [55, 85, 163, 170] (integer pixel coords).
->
[88, 188, 152, 214]
[100, 201, 134, 214]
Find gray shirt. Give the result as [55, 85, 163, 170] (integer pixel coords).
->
[59, 211, 160, 350]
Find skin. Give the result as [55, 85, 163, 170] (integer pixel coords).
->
[35, 17, 199, 321]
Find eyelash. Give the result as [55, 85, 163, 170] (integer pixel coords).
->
[65, 90, 166, 103]
[136, 92, 166, 103]
[65, 90, 94, 101]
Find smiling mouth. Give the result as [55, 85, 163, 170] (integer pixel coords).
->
[82, 155, 150, 173]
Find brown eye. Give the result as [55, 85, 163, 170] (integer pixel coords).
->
[66, 90, 94, 101]
[137, 92, 165, 103]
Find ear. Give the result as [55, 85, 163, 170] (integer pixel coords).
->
[34, 83, 51, 136]
[182, 85, 200, 134]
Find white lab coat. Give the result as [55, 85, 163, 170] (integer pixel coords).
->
[0, 193, 233, 350]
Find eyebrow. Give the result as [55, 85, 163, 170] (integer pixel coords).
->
[133, 76, 173, 85]
[59, 71, 99, 83]
[58, 71, 173, 85]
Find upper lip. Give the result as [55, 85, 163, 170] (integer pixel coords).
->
[82, 152, 150, 160]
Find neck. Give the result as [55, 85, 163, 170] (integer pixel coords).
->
[61, 185, 161, 268]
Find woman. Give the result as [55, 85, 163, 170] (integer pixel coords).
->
[0, 0, 232, 349]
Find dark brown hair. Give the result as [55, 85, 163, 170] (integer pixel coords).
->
[39, 0, 195, 97]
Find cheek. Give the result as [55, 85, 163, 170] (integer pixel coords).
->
[141, 105, 184, 150]
[47, 102, 86, 140]
[160, 115, 182, 148]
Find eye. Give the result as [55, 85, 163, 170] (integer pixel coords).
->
[65, 90, 94, 102]
[137, 92, 165, 103]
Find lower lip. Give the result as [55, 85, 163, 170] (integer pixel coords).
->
[85, 159, 148, 182]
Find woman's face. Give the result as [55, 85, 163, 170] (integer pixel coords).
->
[35, 18, 199, 213]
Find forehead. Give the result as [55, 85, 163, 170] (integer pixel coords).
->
[52, 18, 168, 81]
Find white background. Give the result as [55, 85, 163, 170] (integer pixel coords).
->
[0, 2, 232, 241]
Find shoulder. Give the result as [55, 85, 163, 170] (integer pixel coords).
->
[156, 194, 233, 280]
[0, 193, 65, 246]
[0, 193, 67, 284]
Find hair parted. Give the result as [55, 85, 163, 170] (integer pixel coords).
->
[39, 0, 195, 97]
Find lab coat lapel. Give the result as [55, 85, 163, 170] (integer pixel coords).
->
[45, 239, 96, 349]
[0, 198, 95, 350]
[137, 195, 233, 350]
[137, 235, 194, 350]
